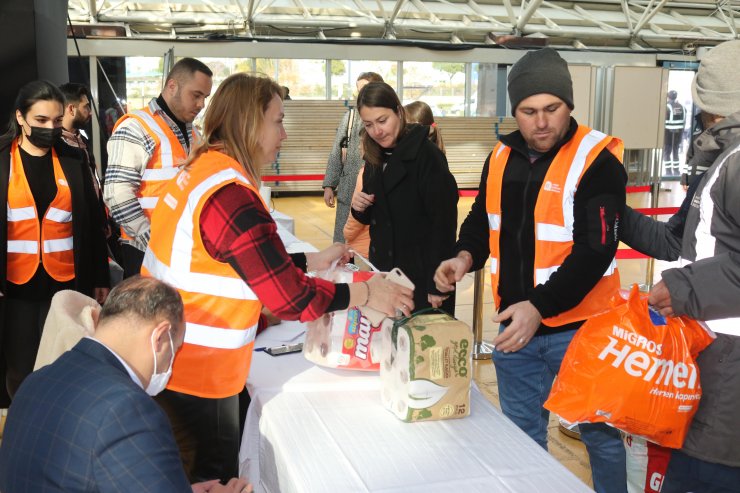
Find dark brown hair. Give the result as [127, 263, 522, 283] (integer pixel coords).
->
[356, 82, 406, 168]
[166, 57, 213, 85]
[404, 101, 445, 155]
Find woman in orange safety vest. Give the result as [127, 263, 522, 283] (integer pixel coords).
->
[0, 81, 110, 402]
[143, 73, 414, 483]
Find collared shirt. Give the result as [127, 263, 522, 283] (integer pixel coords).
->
[85, 336, 144, 389]
[104, 97, 194, 251]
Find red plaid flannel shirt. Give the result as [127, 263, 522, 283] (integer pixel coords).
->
[200, 183, 337, 322]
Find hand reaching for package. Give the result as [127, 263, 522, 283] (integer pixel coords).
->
[364, 272, 415, 318]
[306, 243, 352, 272]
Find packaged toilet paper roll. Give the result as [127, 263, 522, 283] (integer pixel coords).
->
[380, 312, 473, 422]
[304, 265, 386, 371]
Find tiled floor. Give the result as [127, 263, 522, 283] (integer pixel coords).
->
[271, 180, 687, 489]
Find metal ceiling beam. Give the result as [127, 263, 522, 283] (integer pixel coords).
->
[501, 0, 516, 27]
[531, 10, 559, 30]
[716, 2, 737, 37]
[632, 0, 669, 36]
[573, 4, 622, 32]
[466, 0, 509, 29]
[621, 0, 633, 33]
[515, 0, 544, 33]
[410, 0, 440, 24]
[352, 0, 378, 21]
[670, 10, 725, 37]
[247, 0, 259, 34]
[98, 0, 128, 16]
[231, 0, 247, 21]
[543, 1, 621, 33]
[389, 0, 408, 25]
[88, 0, 98, 22]
[293, 0, 312, 18]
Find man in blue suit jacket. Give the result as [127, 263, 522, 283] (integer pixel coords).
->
[0, 276, 251, 493]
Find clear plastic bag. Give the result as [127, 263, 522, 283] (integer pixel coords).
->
[303, 264, 387, 371]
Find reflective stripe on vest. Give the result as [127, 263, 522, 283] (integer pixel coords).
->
[665, 103, 685, 130]
[142, 150, 262, 398]
[113, 108, 196, 240]
[6, 139, 75, 284]
[486, 126, 623, 326]
[677, 144, 740, 336]
[185, 321, 258, 349]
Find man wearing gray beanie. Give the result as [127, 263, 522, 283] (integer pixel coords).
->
[434, 47, 628, 493]
[619, 39, 740, 492]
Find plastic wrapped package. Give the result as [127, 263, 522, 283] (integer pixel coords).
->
[303, 264, 387, 371]
[380, 311, 473, 422]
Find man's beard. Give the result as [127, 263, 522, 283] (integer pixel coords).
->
[72, 114, 88, 130]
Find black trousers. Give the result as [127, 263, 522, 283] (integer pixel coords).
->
[663, 129, 683, 170]
[3, 298, 51, 398]
[121, 243, 145, 278]
[155, 388, 240, 483]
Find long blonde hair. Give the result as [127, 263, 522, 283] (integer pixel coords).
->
[404, 101, 445, 155]
[184, 73, 283, 186]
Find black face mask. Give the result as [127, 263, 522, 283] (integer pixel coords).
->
[24, 125, 62, 149]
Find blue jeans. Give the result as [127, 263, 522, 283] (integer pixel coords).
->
[661, 451, 740, 493]
[493, 326, 626, 493]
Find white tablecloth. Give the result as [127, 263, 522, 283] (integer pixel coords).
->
[239, 322, 593, 493]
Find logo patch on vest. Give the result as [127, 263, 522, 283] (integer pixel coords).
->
[58, 179, 68, 187]
[543, 181, 561, 193]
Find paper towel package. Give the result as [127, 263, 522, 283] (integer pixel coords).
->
[380, 312, 473, 422]
[304, 265, 386, 371]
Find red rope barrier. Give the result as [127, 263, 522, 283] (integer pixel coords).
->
[262, 174, 325, 181]
[634, 207, 679, 215]
[626, 185, 651, 193]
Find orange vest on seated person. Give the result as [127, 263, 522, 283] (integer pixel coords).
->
[6, 139, 75, 284]
[141, 149, 263, 399]
[112, 107, 198, 242]
[486, 125, 624, 327]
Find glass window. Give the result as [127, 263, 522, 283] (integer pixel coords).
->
[330, 60, 397, 100]
[125, 57, 164, 112]
[471, 62, 498, 117]
[256, 58, 326, 99]
[199, 57, 253, 88]
[402, 61, 465, 116]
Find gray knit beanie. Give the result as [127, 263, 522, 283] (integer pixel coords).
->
[692, 40, 740, 117]
[508, 48, 574, 115]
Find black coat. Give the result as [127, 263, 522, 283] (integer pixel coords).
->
[353, 125, 458, 313]
[0, 137, 110, 301]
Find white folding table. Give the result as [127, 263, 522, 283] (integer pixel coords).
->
[239, 321, 593, 493]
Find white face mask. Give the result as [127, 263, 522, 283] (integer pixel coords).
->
[145, 328, 175, 396]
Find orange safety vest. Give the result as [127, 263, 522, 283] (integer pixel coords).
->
[486, 125, 624, 326]
[6, 139, 75, 284]
[141, 150, 263, 398]
[112, 107, 197, 241]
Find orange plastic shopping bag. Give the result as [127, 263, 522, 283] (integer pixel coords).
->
[544, 284, 715, 448]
